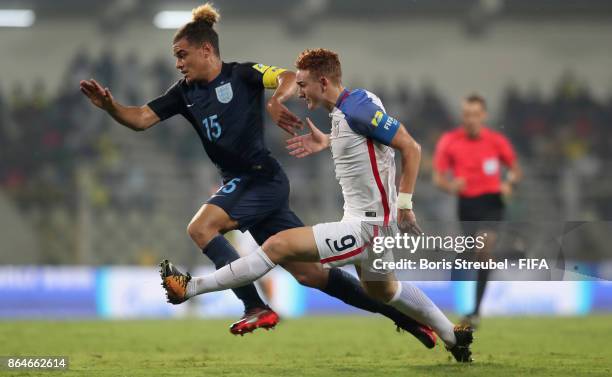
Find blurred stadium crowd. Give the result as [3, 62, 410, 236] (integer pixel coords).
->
[1, 49, 611, 265]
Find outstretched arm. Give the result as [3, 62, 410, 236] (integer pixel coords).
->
[285, 118, 330, 158]
[80, 79, 159, 131]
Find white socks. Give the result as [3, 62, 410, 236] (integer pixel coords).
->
[186, 247, 276, 298]
[183, 247, 456, 347]
[388, 281, 457, 347]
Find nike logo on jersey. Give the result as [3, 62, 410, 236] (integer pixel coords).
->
[186, 103, 195, 107]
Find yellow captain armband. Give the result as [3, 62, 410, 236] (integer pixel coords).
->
[252, 63, 287, 89]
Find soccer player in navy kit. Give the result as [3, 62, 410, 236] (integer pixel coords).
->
[80, 3, 434, 346]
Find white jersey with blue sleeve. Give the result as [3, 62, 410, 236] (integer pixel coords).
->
[329, 88, 401, 225]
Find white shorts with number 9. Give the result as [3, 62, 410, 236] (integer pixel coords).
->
[313, 220, 393, 272]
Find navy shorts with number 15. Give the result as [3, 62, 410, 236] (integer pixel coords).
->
[207, 168, 304, 246]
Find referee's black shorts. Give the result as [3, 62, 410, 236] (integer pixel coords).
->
[458, 193, 504, 236]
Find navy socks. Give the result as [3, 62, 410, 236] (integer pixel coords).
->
[322, 268, 421, 331]
[203, 235, 266, 310]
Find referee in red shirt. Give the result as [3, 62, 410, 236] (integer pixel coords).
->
[433, 94, 522, 327]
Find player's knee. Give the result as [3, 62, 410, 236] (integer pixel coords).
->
[362, 285, 380, 301]
[280, 261, 328, 289]
[187, 221, 217, 248]
[262, 234, 290, 264]
[363, 282, 396, 303]
[379, 287, 397, 303]
[366, 288, 395, 303]
[291, 271, 323, 288]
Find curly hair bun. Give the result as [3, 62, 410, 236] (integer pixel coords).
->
[192, 3, 220, 27]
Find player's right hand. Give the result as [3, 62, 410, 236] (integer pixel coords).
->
[79, 79, 115, 111]
[449, 177, 466, 194]
[286, 118, 330, 158]
[267, 97, 303, 135]
[398, 209, 422, 236]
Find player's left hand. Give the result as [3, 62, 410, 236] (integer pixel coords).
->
[398, 209, 422, 236]
[267, 97, 303, 135]
[286, 118, 329, 158]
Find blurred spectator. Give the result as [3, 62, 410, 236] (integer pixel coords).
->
[123, 52, 142, 104]
[64, 47, 92, 93]
[150, 55, 175, 94]
[95, 48, 117, 88]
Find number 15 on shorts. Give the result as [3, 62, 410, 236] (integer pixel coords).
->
[220, 178, 241, 194]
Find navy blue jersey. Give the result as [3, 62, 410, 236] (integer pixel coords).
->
[147, 62, 284, 178]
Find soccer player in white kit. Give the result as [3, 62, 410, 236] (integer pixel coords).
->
[161, 48, 473, 362]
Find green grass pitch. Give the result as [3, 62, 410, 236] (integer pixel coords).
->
[1, 315, 611, 376]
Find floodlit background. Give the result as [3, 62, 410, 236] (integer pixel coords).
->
[1, 0, 612, 319]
